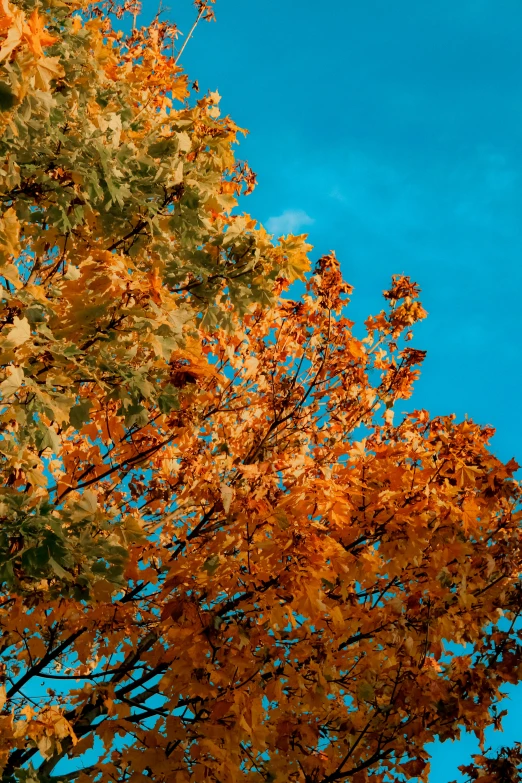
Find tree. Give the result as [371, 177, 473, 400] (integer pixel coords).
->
[0, 0, 309, 591]
[456, 744, 522, 783]
[0, 2, 521, 783]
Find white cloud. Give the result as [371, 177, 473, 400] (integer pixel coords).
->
[266, 209, 314, 236]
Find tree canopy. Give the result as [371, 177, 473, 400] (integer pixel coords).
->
[0, 2, 520, 783]
[0, 0, 310, 592]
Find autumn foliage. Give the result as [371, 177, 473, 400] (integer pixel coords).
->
[0, 2, 520, 783]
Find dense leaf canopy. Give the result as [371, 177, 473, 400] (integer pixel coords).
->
[0, 3, 520, 783]
[0, 0, 309, 592]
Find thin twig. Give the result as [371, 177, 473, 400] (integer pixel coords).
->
[174, 6, 204, 65]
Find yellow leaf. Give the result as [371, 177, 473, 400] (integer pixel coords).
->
[220, 483, 234, 515]
[4, 316, 30, 348]
[33, 54, 64, 91]
[454, 462, 481, 488]
[0, 2, 24, 63]
[0, 364, 23, 397]
[330, 605, 345, 631]
[0, 264, 21, 288]
[24, 9, 58, 58]
[278, 234, 312, 282]
[0, 207, 19, 258]
[26, 468, 48, 487]
[462, 497, 480, 533]
[37, 734, 54, 759]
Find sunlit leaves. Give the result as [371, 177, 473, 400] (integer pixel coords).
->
[0, 2, 520, 783]
[0, 0, 304, 594]
[0, 238, 519, 783]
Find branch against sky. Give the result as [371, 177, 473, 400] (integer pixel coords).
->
[0, 2, 520, 783]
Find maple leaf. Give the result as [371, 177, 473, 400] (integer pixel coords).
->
[24, 9, 58, 58]
[454, 462, 481, 488]
[0, 0, 24, 63]
[4, 315, 30, 347]
[505, 457, 520, 476]
[0, 364, 23, 397]
[0, 207, 19, 258]
[220, 483, 234, 514]
[33, 55, 64, 91]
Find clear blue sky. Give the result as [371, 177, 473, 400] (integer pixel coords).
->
[140, 2, 522, 780]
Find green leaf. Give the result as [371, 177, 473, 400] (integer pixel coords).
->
[76, 490, 98, 515]
[202, 555, 220, 576]
[49, 556, 70, 580]
[123, 402, 149, 427]
[158, 384, 180, 414]
[25, 306, 46, 324]
[0, 82, 16, 112]
[122, 516, 145, 542]
[69, 399, 92, 429]
[147, 138, 178, 157]
[38, 426, 61, 454]
[357, 681, 375, 702]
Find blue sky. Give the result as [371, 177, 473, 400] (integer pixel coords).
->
[152, 0, 522, 466]
[139, 1, 522, 780]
